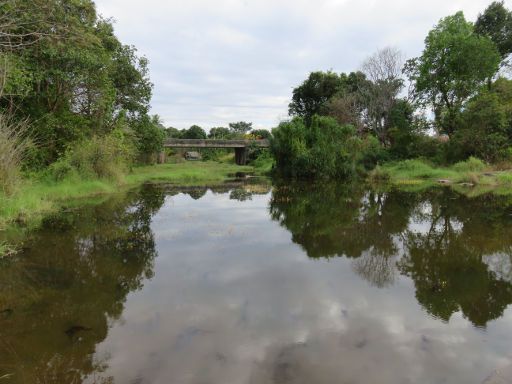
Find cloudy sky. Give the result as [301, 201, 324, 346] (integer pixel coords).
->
[95, 0, 504, 130]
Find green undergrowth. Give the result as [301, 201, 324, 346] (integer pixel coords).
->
[369, 157, 512, 193]
[0, 161, 267, 251]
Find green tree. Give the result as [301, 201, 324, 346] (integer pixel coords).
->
[208, 126, 231, 139]
[229, 121, 252, 135]
[183, 125, 207, 139]
[451, 78, 512, 162]
[289, 71, 354, 124]
[405, 11, 501, 135]
[165, 127, 182, 138]
[475, 1, 512, 62]
[0, 0, 154, 166]
[132, 114, 165, 162]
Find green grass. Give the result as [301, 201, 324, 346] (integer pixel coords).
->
[0, 161, 267, 243]
[371, 158, 512, 193]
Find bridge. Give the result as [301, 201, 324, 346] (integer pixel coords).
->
[164, 139, 270, 165]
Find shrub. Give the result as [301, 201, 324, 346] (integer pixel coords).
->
[452, 157, 487, 173]
[132, 115, 166, 163]
[270, 115, 379, 179]
[48, 130, 134, 181]
[0, 114, 31, 195]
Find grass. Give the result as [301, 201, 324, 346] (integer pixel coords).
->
[370, 157, 512, 193]
[0, 160, 269, 253]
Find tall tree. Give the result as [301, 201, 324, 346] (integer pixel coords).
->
[405, 12, 501, 135]
[183, 125, 206, 139]
[289, 71, 368, 125]
[475, 1, 512, 63]
[288, 71, 345, 124]
[360, 47, 404, 144]
[0, 0, 153, 164]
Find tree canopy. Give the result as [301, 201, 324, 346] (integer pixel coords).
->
[405, 12, 501, 135]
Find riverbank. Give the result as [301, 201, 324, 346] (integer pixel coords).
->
[0, 161, 266, 239]
[371, 158, 512, 195]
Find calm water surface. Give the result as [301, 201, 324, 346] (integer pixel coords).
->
[1, 181, 512, 383]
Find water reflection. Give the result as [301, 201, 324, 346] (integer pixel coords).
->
[0, 181, 512, 383]
[270, 182, 512, 326]
[0, 185, 165, 383]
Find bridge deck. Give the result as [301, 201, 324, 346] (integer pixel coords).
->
[164, 139, 269, 148]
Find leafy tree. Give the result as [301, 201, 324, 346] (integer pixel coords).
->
[132, 115, 165, 162]
[0, 0, 155, 165]
[208, 126, 232, 139]
[288, 71, 361, 124]
[182, 125, 207, 139]
[229, 121, 252, 135]
[475, 1, 512, 63]
[405, 12, 501, 135]
[450, 78, 512, 162]
[165, 127, 182, 138]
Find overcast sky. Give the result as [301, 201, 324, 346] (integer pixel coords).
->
[95, 0, 506, 130]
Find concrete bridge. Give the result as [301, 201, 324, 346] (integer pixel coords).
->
[164, 139, 270, 165]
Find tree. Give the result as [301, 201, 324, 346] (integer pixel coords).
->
[451, 78, 512, 162]
[360, 47, 404, 143]
[182, 125, 206, 139]
[229, 121, 252, 135]
[165, 127, 182, 138]
[0, 0, 155, 165]
[475, 1, 512, 63]
[208, 126, 231, 139]
[132, 114, 165, 162]
[288, 71, 346, 124]
[405, 12, 501, 135]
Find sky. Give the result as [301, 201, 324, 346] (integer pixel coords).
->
[95, 0, 506, 130]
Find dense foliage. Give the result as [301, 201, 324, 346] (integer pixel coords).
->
[0, 0, 164, 192]
[271, 116, 382, 178]
[274, 1, 512, 179]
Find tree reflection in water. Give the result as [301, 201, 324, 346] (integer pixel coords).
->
[0, 184, 165, 384]
[269, 181, 512, 326]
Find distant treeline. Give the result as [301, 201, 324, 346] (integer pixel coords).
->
[164, 121, 271, 140]
[271, 1, 512, 178]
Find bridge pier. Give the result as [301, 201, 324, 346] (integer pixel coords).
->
[234, 147, 247, 165]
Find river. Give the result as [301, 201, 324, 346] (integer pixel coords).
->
[1, 180, 512, 383]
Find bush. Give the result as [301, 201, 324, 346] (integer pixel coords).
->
[452, 157, 487, 173]
[0, 114, 31, 195]
[48, 130, 135, 181]
[450, 91, 511, 163]
[270, 115, 379, 179]
[132, 115, 166, 163]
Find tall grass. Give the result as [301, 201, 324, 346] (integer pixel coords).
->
[0, 114, 31, 195]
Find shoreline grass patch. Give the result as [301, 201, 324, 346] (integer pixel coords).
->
[0, 161, 268, 256]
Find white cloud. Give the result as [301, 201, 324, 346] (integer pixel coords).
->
[95, 0, 506, 130]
